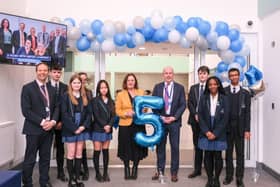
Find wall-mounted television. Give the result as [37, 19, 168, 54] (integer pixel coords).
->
[0, 12, 67, 67]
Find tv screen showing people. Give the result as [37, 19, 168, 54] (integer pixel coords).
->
[0, 12, 67, 67]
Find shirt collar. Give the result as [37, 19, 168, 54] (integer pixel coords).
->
[230, 84, 240, 93]
[50, 79, 59, 87]
[36, 79, 46, 87]
[165, 81, 174, 87]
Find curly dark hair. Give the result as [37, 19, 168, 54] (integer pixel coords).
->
[204, 76, 225, 95]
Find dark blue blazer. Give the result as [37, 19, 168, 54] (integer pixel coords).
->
[12, 30, 27, 52]
[152, 81, 186, 126]
[224, 86, 251, 136]
[21, 80, 59, 135]
[198, 94, 229, 141]
[187, 83, 200, 125]
[61, 93, 91, 137]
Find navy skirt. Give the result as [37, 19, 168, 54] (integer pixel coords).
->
[91, 132, 112, 142]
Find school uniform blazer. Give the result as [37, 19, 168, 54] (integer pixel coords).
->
[187, 83, 200, 125]
[21, 80, 59, 135]
[115, 89, 144, 126]
[198, 93, 229, 141]
[152, 81, 186, 126]
[91, 96, 115, 133]
[224, 86, 251, 136]
[61, 93, 91, 137]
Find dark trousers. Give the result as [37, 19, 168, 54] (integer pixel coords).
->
[225, 121, 245, 179]
[22, 132, 53, 187]
[156, 124, 180, 175]
[191, 123, 203, 173]
[204, 151, 223, 179]
[54, 130, 65, 174]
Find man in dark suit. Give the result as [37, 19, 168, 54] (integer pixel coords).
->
[12, 22, 27, 53]
[223, 68, 251, 187]
[37, 24, 50, 49]
[47, 64, 68, 182]
[187, 66, 209, 178]
[151, 66, 186, 182]
[49, 27, 66, 67]
[21, 62, 59, 187]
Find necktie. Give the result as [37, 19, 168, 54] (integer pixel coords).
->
[43, 33, 45, 44]
[233, 87, 236, 94]
[20, 31, 24, 47]
[41, 85, 46, 95]
[164, 85, 169, 112]
[55, 83, 59, 95]
[32, 36, 35, 50]
[199, 85, 204, 98]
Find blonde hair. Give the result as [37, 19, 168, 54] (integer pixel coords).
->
[68, 74, 88, 106]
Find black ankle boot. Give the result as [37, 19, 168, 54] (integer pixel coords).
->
[81, 149, 89, 181]
[67, 159, 76, 187]
[95, 172, 104, 182]
[124, 166, 130, 180]
[103, 172, 110, 182]
[213, 177, 221, 187]
[131, 166, 138, 180]
[74, 158, 84, 187]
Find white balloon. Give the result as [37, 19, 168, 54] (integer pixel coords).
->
[206, 31, 218, 43]
[66, 39, 76, 51]
[133, 16, 145, 29]
[180, 37, 191, 48]
[114, 21, 126, 33]
[102, 21, 116, 38]
[168, 30, 181, 43]
[219, 50, 235, 63]
[101, 39, 116, 52]
[230, 24, 241, 32]
[50, 17, 62, 23]
[217, 36, 231, 50]
[79, 19, 91, 35]
[67, 27, 81, 40]
[219, 71, 229, 82]
[185, 27, 199, 42]
[228, 62, 243, 72]
[86, 32, 95, 41]
[63, 20, 74, 29]
[237, 44, 250, 56]
[196, 36, 208, 51]
[132, 32, 145, 46]
[151, 15, 164, 29]
[164, 16, 176, 31]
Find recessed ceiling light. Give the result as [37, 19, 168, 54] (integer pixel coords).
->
[139, 47, 146, 50]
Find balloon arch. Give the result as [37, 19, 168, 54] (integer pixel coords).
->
[51, 10, 263, 87]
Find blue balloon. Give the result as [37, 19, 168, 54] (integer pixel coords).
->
[173, 16, 183, 26]
[126, 36, 136, 48]
[228, 29, 240, 41]
[133, 96, 164, 147]
[91, 20, 103, 35]
[127, 26, 136, 35]
[217, 61, 229, 73]
[153, 28, 168, 42]
[96, 34, 104, 43]
[240, 72, 245, 81]
[76, 36, 91, 51]
[113, 33, 127, 46]
[187, 17, 199, 28]
[234, 56, 247, 67]
[245, 65, 263, 86]
[64, 17, 76, 27]
[175, 21, 188, 34]
[230, 40, 243, 52]
[198, 21, 211, 36]
[215, 21, 229, 36]
[142, 25, 155, 40]
[144, 17, 152, 26]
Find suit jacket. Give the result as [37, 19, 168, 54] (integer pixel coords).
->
[37, 32, 50, 48]
[27, 35, 38, 50]
[16, 47, 34, 55]
[187, 83, 200, 125]
[21, 80, 59, 135]
[224, 86, 251, 136]
[50, 36, 66, 55]
[115, 89, 144, 126]
[198, 94, 229, 141]
[47, 81, 68, 123]
[61, 93, 91, 137]
[152, 81, 186, 126]
[91, 96, 115, 133]
[12, 30, 27, 52]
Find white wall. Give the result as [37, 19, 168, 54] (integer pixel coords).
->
[25, 0, 259, 33]
[261, 9, 280, 173]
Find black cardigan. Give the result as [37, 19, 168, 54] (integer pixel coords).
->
[61, 93, 91, 137]
[91, 96, 115, 133]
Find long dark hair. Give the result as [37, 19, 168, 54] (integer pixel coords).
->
[96, 80, 113, 100]
[204, 76, 225, 95]
[1, 18, 10, 29]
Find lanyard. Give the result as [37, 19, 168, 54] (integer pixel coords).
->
[39, 85, 50, 107]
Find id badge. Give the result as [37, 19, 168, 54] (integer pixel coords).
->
[46, 107, 50, 112]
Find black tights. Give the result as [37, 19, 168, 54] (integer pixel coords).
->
[204, 151, 223, 179]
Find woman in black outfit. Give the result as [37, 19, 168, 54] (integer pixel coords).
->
[61, 74, 91, 187]
[91, 80, 115, 182]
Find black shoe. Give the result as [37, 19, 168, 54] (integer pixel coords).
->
[236, 179, 245, 187]
[131, 166, 138, 180]
[75, 179, 84, 187]
[205, 179, 213, 187]
[81, 171, 89, 181]
[95, 173, 104, 182]
[103, 173, 110, 182]
[68, 179, 77, 187]
[188, 171, 202, 178]
[213, 178, 221, 187]
[223, 177, 233, 185]
[124, 166, 130, 180]
[57, 172, 68, 182]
